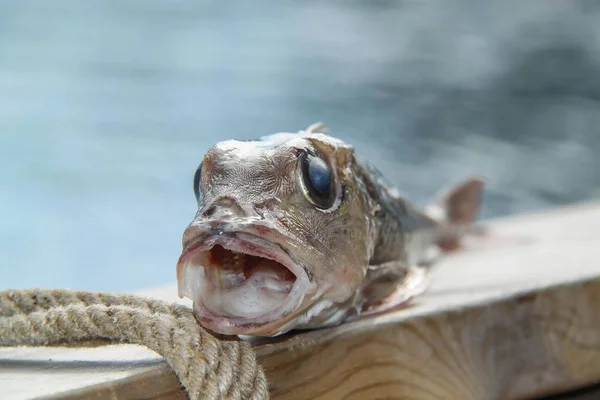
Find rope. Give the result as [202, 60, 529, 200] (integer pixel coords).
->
[0, 289, 269, 400]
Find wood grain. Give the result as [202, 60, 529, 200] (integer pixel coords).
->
[2, 201, 600, 399]
[257, 280, 600, 400]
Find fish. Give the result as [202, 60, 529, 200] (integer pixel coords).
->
[176, 122, 484, 337]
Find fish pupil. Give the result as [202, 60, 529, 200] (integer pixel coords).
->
[193, 163, 203, 203]
[308, 157, 331, 194]
[300, 151, 335, 209]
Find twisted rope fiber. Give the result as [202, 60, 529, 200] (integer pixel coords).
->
[0, 289, 269, 400]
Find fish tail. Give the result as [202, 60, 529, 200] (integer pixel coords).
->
[426, 177, 485, 252]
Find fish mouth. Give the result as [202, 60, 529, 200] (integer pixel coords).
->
[176, 227, 312, 336]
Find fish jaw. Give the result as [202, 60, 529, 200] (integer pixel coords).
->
[176, 224, 317, 336]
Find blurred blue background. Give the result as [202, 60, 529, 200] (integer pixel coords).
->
[1, 1, 599, 292]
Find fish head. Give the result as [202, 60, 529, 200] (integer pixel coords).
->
[176, 126, 377, 336]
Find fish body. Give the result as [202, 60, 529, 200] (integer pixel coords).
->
[176, 123, 484, 337]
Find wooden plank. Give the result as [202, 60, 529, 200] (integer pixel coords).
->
[546, 384, 600, 400]
[1, 202, 600, 399]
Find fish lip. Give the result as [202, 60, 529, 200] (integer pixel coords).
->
[176, 223, 312, 336]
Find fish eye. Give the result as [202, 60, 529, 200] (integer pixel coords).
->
[298, 150, 336, 209]
[193, 162, 203, 203]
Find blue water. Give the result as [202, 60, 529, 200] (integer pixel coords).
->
[1, 1, 599, 292]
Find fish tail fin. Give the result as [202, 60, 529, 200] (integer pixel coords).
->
[427, 177, 485, 252]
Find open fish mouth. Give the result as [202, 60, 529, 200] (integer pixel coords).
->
[176, 228, 312, 335]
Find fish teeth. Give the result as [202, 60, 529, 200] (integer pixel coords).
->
[233, 252, 245, 269]
[261, 277, 293, 293]
[178, 263, 205, 300]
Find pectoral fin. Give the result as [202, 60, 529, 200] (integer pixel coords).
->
[352, 262, 430, 318]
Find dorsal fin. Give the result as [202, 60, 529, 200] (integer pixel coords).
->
[305, 122, 328, 134]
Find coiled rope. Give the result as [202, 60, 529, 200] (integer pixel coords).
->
[0, 289, 269, 400]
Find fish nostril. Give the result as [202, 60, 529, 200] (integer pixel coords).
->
[253, 198, 283, 219]
[202, 206, 216, 217]
[203, 196, 246, 218]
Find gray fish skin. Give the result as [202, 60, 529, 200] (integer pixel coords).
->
[353, 155, 439, 266]
[176, 123, 484, 337]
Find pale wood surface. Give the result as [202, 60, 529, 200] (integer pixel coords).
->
[2, 202, 600, 399]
